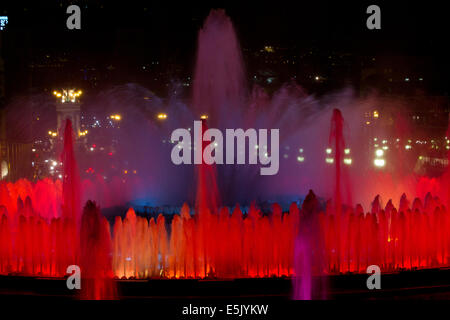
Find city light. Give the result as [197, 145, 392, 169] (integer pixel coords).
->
[157, 113, 168, 120]
[110, 114, 122, 121]
[325, 158, 334, 164]
[79, 129, 88, 137]
[326, 148, 332, 154]
[373, 110, 379, 118]
[343, 158, 352, 165]
[375, 149, 384, 157]
[200, 114, 208, 120]
[297, 156, 305, 163]
[344, 148, 350, 154]
[374, 159, 386, 167]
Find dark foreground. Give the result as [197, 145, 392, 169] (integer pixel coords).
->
[0, 268, 449, 300]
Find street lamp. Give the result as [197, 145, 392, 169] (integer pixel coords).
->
[157, 113, 168, 120]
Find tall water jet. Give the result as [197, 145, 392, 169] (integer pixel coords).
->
[329, 109, 353, 272]
[294, 190, 327, 299]
[60, 119, 81, 272]
[191, 9, 250, 207]
[195, 119, 220, 277]
[445, 114, 450, 209]
[195, 119, 220, 215]
[1, 6, 450, 302]
[330, 109, 345, 214]
[192, 9, 246, 123]
[61, 119, 81, 225]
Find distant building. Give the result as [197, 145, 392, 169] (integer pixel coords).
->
[0, 33, 32, 181]
[54, 88, 82, 135]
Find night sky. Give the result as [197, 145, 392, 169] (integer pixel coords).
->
[1, 1, 447, 51]
[1, 1, 449, 97]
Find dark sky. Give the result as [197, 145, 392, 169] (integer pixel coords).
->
[1, 1, 449, 96]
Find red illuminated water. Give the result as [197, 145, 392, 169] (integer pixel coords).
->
[1, 178, 449, 279]
[1, 116, 448, 283]
[80, 200, 116, 299]
[0, 120, 116, 299]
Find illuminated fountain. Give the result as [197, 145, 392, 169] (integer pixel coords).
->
[0, 9, 450, 301]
